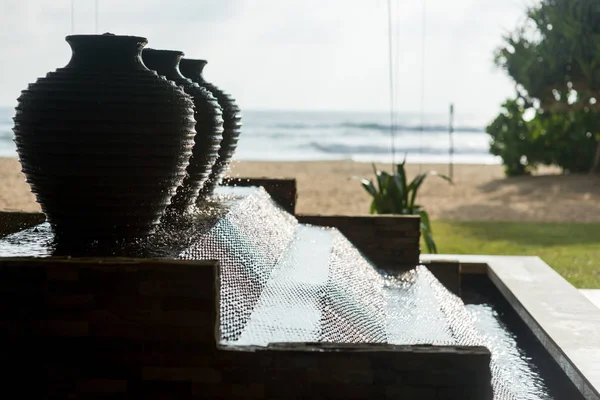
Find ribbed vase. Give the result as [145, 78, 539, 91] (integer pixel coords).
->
[142, 49, 223, 211]
[13, 33, 196, 241]
[179, 59, 242, 197]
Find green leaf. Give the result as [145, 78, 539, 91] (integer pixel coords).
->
[418, 210, 438, 254]
[395, 162, 409, 204]
[372, 163, 389, 195]
[360, 179, 377, 197]
[372, 194, 393, 214]
[386, 176, 403, 214]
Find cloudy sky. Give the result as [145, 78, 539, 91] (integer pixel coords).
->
[0, 0, 530, 120]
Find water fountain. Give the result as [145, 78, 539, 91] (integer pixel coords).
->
[1, 34, 599, 399]
[1, 181, 598, 399]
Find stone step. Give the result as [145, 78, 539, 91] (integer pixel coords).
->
[580, 289, 600, 309]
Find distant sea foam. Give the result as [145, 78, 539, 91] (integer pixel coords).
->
[0, 107, 499, 164]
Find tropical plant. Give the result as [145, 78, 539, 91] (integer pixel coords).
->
[486, 98, 599, 175]
[487, 99, 537, 176]
[358, 160, 452, 254]
[492, 0, 600, 173]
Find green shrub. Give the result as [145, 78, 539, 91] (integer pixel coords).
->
[491, 0, 600, 173]
[357, 160, 452, 254]
[487, 99, 599, 175]
[530, 110, 598, 173]
[487, 99, 537, 176]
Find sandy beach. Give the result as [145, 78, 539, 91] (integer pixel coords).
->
[2, 157, 600, 223]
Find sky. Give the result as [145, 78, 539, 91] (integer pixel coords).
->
[0, 0, 531, 121]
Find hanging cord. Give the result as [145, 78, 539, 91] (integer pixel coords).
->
[394, 0, 402, 167]
[418, 0, 427, 172]
[387, 0, 396, 168]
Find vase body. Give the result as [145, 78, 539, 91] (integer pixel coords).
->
[13, 34, 196, 241]
[179, 59, 242, 197]
[142, 49, 223, 210]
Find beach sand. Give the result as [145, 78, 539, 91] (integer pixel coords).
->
[2, 157, 600, 223]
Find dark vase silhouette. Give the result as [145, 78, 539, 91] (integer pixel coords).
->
[179, 59, 242, 197]
[13, 33, 196, 242]
[142, 49, 223, 210]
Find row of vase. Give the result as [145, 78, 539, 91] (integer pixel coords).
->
[13, 33, 242, 242]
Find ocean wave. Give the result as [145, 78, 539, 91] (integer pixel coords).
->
[342, 122, 484, 133]
[0, 108, 495, 163]
[309, 142, 489, 156]
[273, 123, 334, 130]
[273, 122, 483, 133]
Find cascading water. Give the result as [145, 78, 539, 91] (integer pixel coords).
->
[0, 186, 558, 399]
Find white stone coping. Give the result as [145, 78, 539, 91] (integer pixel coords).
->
[580, 290, 600, 310]
[421, 255, 600, 400]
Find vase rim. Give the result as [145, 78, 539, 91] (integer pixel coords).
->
[144, 48, 185, 57]
[182, 58, 207, 65]
[65, 33, 148, 46]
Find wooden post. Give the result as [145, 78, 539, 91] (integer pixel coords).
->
[449, 103, 455, 181]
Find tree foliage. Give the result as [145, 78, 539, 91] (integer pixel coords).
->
[487, 100, 598, 175]
[496, 0, 600, 109]
[490, 0, 600, 174]
[487, 99, 536, 176]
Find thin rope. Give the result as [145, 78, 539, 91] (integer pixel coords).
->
[394, 0, 401, 166]
[418, 0, 427, 172]
[387, 0, 396, 168]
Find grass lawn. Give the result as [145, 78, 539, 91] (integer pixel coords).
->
[425, 221, 600, 289]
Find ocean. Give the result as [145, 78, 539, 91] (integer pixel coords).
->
[0, 107, 499, 164]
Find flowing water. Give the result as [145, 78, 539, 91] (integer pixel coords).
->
[0, 186, 574, 399]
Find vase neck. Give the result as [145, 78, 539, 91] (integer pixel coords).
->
[65, 34, 148, 71]
[179, 59, 208, 83]
[141, 49, 187, 82]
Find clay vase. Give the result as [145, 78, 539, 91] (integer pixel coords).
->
[13, 34, 196, 242]
[142, 49, 223, 210]
[179, 59, 242, 197]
